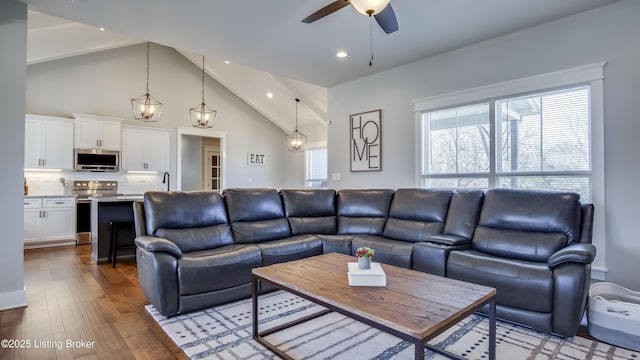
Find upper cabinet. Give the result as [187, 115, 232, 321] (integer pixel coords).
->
[121, 125, 170, 172]
[25, 114, 74, 170]
[72, 113, 122, 151]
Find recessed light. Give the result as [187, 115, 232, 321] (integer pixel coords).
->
[99, 27, 105, 31]
[336, 51, 348, 58]
[266, 92, 273, 99]
[224, 60, 231, 64]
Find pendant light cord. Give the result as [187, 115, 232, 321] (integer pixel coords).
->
[146, 41, 150, 94]
[295, 98, 300, 131]
[201, 56, 205, 103]
[369, 14, 374, 67]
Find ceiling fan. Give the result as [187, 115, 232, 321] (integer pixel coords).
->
[302, 0, 398, 34]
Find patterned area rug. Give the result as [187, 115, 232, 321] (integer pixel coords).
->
[146, 291, 639, 359]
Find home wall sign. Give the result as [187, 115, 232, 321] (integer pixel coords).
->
[350, 109, 381, 172]
[247, 152, 266, 166]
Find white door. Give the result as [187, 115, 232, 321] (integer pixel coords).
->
[24, 119, 43, 168]
[99, 120, 122, 150]
[204, 150, 221, 191]
[43, 120, 73, 169]
[43, 208, 74, 241]
[23, 209, 42, 243]
[144, 130, 170, 172]
[121, 127, 146, 170]
[75, 118, 101, 148]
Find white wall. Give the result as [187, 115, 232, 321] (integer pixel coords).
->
[26, 43, 300, 189]
[0, 0, 27, 310]
[327, 0, 640, 290]
[181, 135, 203, 191]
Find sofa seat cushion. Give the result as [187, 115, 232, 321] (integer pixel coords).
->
[178, 244, 261, 296]
[318, 235, 355, 255]
[256, 235, 324, 266]
[351, 236, 413, 268]
[447, 250, 553, 313]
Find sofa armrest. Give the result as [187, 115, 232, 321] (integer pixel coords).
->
[424, 234, 471, 247]
[548, 243, 596, 267]
[135, 236, 182, 258]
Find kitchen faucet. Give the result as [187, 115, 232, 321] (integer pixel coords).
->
[162, 171, 170, 191]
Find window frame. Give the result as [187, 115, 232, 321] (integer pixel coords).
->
[304, 142, 328, 188]
[413, 62, 607, 279]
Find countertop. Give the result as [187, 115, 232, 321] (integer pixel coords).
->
[89, 194, 143, 202]
[25, 194, 76, 198]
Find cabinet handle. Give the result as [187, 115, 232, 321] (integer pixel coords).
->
[54, 201, 65, 204]
[42, 159, 46, 166]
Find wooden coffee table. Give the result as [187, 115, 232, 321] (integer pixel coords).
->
[252, 253, 496, 360]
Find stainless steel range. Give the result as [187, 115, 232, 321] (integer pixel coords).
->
[72, 181, 118, 244]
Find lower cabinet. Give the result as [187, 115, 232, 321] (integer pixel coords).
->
[24, 197, 76, 249]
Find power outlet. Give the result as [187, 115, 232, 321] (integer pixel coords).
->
[331, 172, 341, 181]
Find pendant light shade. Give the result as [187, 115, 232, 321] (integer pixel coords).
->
[190, 56, 217, 128]
[350, 0, 390, 15]
[285, 98, 307, 152]
[131, 42, 163, 122]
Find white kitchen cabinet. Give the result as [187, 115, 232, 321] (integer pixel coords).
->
[24, 114, 74, 170]
[121, 125, 170, 172]
[24, 197, 76, 249]
[72, 113, 122, 151]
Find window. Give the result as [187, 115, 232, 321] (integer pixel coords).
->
[305, 147, 327, 188]
[421, 85, 592, 200]
[415, 62, 606, 278]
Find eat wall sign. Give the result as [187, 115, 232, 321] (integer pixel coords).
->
[247, 152, 266, 166]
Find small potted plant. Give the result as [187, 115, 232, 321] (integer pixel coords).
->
[356, 246, 375, 270]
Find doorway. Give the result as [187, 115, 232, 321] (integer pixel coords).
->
[176, 126, 226, 191]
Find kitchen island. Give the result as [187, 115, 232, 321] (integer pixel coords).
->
[90, 195, 143, 264]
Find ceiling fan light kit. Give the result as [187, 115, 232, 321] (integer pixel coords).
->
[350, 0, 390, 16]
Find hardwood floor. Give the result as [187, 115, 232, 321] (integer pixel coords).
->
[0, 245, 187, 360]
[1, 244, 602, 359]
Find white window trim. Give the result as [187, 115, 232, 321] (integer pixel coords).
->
[304, 141, 328, 188]
[413, 62, 607, 280]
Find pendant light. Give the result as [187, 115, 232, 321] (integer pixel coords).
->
[190, 56, 217, 128]
[131, 41, 163, 122]
[285, 98, 307, 152]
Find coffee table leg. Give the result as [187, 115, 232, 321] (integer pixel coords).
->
[488, 297, 496, 360]
[252, 276, 259, 339]
[416, 339, 426, 359]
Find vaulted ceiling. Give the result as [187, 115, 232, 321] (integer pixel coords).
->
[21, 0, 620, 132]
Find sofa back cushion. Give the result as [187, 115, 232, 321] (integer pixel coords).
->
[383, 189, 452, 242]
[144, 191, 233, 252]
[337, 189, 394, 235]
[223, 188, 291, 243]
[280, 189, 337, 235]
[443, 190, 485, 239]
[473, 188, 582, 262]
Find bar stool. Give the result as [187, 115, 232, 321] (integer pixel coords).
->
[108, 221, 136, 268]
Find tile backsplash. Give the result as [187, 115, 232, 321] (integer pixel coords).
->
[24, 170, 166, 196]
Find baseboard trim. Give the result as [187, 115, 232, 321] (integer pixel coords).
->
[591, 267, 607, 281]
[0, 287, 27, 311]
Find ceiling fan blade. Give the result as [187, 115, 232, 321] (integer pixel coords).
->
[374, 4, 398, 34]
[302, 0, 351, 23]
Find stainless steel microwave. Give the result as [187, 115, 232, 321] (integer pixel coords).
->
[74, 149, 120, 172]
